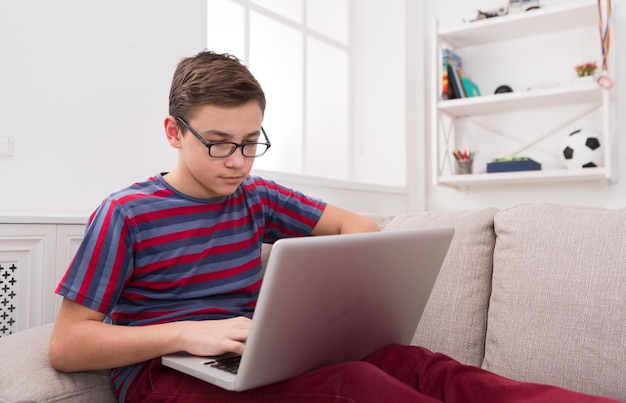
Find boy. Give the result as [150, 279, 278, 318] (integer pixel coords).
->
[50, 51, 619, 403]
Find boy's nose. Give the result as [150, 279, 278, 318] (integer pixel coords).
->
[224, 150, 247, 168]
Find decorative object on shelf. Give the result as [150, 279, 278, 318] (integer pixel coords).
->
[574, 61, 597, 77]
[508, 0, 541, 14]
[463, 77, 482, 97]
[561, 128, 604, 169]
[466, 0, 540, 22]
[487, 157, 541, 173]
[573, 61, 597, 85]
[596, 0, 614, 88]
[470, 6, 507, 21]
[494, 85, 513, 94]
[452, 149, 476, 175]
[597, 74, 613, 89]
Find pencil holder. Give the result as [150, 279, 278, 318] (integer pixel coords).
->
[455, 159, 473, 174]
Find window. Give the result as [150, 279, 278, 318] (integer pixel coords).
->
[207, 0, 352, 181]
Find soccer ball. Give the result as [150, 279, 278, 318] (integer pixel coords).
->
[561, 129, 604, 169]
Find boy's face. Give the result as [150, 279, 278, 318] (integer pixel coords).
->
[165, 101, 265, 199]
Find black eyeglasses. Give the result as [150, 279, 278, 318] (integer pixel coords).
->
[176, 117, 271, 158]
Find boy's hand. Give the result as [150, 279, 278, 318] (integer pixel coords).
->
[178, 316, 251, 357]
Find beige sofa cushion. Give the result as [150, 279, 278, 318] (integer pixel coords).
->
[483, 203, 626, 401]
[373, 207, 498, 367]
[0, 323, 116, 403]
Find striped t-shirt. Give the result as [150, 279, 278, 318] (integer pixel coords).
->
[55, 174, 326, 400]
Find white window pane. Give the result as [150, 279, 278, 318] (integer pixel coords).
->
[306, 37, 349, 180]
[307, 0, 349, 45]
[251, 0, 303, 23]
[248, 12, 304, 174]
[206, 0, 246, 60]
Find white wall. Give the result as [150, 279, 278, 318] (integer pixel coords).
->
[0, 0, 206, 215]
[351, 1, 406, 186]
[422, 0, 626, 211]
[0, 0, 413, 218]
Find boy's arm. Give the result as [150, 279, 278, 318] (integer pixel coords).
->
[311, 204, 379, 235]
[49, 298, 251, 372]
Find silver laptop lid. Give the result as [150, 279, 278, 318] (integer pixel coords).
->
[234, 227, 453, 390]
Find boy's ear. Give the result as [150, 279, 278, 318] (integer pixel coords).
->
[164, 116, 182, 147]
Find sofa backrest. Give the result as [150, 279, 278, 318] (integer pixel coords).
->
[483, 203, 626, 401]
[373, 207, 499, 367]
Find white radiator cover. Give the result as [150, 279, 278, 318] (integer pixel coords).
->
[0, 222, 85, 336]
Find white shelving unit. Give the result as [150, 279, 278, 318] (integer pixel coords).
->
[430, 1, 615, 188]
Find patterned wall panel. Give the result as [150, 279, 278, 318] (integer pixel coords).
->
[0, 263, 17, 336]
[0, 225, 56, 337]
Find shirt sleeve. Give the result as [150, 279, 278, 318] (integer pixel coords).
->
[55, 197, 135, 314]
[248, 176, 327, 243]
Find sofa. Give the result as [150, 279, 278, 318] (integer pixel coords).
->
[1, 203, 624, 402]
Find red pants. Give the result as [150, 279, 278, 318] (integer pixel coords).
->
[125, 345, 620, 402]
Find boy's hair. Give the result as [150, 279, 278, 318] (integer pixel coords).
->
[169, 50, 266, 121]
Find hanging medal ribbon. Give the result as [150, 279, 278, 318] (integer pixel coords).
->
[597, 0, 613, 88]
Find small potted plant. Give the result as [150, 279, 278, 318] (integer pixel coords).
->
[573, 61, 597, 84]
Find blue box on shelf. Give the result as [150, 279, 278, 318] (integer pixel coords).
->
[487, 158, 541, 173]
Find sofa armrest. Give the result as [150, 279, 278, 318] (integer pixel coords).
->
[0, 323, 116, 403]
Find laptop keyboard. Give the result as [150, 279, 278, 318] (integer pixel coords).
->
[204, 355, 242, 374]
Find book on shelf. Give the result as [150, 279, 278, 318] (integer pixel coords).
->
[442, 49, 461, 99]
[447, 64, 465, 99]
[441, 48, 481, 99]
[442, 49, 462, 68]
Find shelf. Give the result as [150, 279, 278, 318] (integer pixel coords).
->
[438, 167, 610, 187]
[430, 0, 613, 189]
[438, 84, 604, 117]
[438, 1, 596, 48]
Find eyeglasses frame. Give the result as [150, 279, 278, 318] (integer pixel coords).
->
[175, 116, 271, 158]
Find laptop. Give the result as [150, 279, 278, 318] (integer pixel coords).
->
[162, 227, 454, 391]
